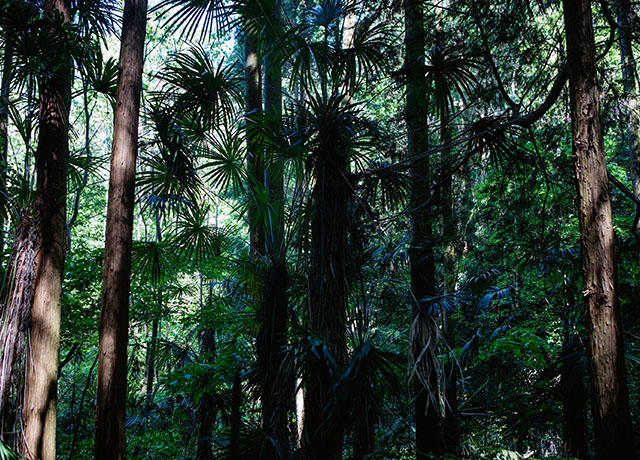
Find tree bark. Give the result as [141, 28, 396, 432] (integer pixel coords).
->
[301, 110, 349, 460]
[196, 327, 216, 460]
[0, 211, 36, 444]
[245, 31, 264, 262]
[230, 366, 242, 460]
[20, 2, 71, 458]
[618, 0, 640, 224]
[405, 0, 443, 457]
[441, 111, 459, 455]
[0, 47, 11, 255]
[562, 1, 634, 458]
[95, 0, 147, 458]
[257, 261, 289, 460]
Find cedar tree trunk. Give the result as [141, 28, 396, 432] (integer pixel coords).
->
[562, 0, 634, 458]
[95, 0, 147, 458]
[21, 1, 71, 458]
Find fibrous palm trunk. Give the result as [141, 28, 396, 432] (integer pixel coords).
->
[21, 2, 71, 458]
[258, 3, 291, 457]
[0, 211, 36, 444]
[301, 128, 348, 460]
[562, 0, 634, 458]
[95, 0, 147, 458]
[405, 0, 443, 457]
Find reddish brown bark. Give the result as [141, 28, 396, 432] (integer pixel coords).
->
[562, 0, 634, 458]
[0, 211, 36, 443]
[95, 0, 147, 458]
[20, 2, 71, 458]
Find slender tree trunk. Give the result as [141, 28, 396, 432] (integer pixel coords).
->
[144, 317, 158, 406]
[68, 352, 98, 460]
[562, 1, 634, 458]
[441, 110, 459, 455]
[560, 337, 588, 459]
[405, 0, 443, 457]
[21, 2, 71, 458]
[618, 0, 640, 220]
[95, 0, 147, 458]
[230, 366, 242, 460]
[353, 391, 375, 460]
[196, 325, 216, 460]
[0, 211, 36, 444]
[245, 32, 264, 262]
[0, 48, 11, 255]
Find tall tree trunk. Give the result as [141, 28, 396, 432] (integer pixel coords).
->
[21, 1, 71, 458]
[196, 326, 216, 460]
[245, 31, 264, 262]
[301, 115, 348, 460]
[257, 262, 289, 460]
[230, 366, 242, 460]
[560, 337, 588, 459]
[258, 3, 291, 458]
[405, 0, 443, 458]
[95, 0, 147, 458]
[0, 211, 36, 444]
[618, 0, 640, 219]
[440, 110, 459, 455]
[562, 1, 634, 458]
[0, 48, 11, 255]
[353, 391, 375, 460]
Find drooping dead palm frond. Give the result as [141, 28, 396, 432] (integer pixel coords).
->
[408, 310, 445, 416]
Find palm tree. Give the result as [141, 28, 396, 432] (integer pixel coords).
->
[95, 0, 148, 458]
[404, 0, 443, 456]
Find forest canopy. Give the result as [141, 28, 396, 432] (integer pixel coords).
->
[0, 0, 639, 459]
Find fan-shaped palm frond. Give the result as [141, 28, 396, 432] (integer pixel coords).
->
[358, 160, 410, 211]
[468, 115, 532, 170]
[67, 149, 105, 191]
[419, 290, 472, 315]
[477, 284, 514, 314]
[157, 46, 242, 131]
[71, 0, 120, 39]
[326, 339, 403, 418]
[138, 109, 202, 214]
[150, 0, 230, 41]
[308, 0, 347, 29]
[201, 125, 247, 195]
[132, 240, 180, 285]
[339, 16, 393, 93]
[425, 44, 479, 116]
[172, 206, 233, 263]
[79, 45, 118, 102]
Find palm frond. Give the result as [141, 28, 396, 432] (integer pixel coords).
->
[156, 45, 243, 131]
[201, 125, 247, 195]
[419, 290, 471, 315]
[71, 0, 120, 38]
[150, 0, 230, 41]
[172, 206, 233, 263]
[477, 285, 514, 314]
